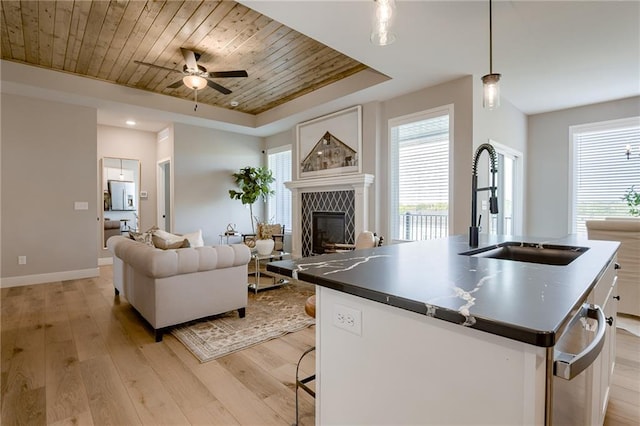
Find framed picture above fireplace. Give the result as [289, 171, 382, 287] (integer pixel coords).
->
[296, 105, 362, 179]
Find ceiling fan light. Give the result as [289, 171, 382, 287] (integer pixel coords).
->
[370, 0, 397, 46]
[183, 75, 207, 90]
[482, 73, 501, 110]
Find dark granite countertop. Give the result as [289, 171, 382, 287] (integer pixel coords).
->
[266, 234, 619, 347]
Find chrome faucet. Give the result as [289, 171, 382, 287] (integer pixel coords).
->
[470, 143, 499, 247]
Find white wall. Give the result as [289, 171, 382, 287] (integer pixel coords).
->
[379, 76, 474, 239]
[264, 128, 294, 152]
[97, 125, 158, 257]
[527, 96, 640, 237]
[472, 77, 528, 234]
[172, 123, 263, 246]
[472, 79, 527, 155]
[1, 93, 98, 285]
[157, 126, 174, 161]
[267, 77, 478, 241]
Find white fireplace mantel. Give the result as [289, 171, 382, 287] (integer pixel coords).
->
[286, 173, 374, 258]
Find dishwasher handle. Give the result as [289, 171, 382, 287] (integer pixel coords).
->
[553, 304, 606, 380]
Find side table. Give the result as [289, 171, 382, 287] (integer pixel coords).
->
[248, 251, 290, 293]
[219, 233, 242, 245]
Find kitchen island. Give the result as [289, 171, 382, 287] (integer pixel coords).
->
[267, 235, 619, 425]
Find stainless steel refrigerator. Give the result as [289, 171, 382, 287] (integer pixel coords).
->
[108, 180, 136, 211]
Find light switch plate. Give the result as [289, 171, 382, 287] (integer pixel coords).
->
[74, 201, 89, 210]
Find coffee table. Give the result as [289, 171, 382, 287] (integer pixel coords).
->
[248, 251, 290, 293]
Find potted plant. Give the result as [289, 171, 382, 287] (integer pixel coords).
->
[622, 185, 640, 217]
[228, 166, 275, 234]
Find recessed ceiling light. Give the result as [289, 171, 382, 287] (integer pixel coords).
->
[230, 101, 239, 107]
[126, 120, 136, 126]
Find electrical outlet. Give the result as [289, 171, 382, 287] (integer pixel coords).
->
[333, 303, 362, 336]
[18, 256, 26, 265]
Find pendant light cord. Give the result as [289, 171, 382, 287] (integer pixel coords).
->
[489, 0, 493, 74]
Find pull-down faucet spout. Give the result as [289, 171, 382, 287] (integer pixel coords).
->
[470, 143, 499, 247]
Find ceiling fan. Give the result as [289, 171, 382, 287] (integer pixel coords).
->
[134, 48, 248, 109]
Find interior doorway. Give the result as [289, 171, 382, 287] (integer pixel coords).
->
[157, 159, 171, 231]
[487, 141, 523, 236]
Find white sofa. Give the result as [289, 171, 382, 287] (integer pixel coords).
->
[107, 235, 251, 341]
[586, 218, 640, 317]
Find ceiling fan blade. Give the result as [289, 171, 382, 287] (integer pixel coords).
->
[134, 60, 180, 74]
[206, 80, 232, 95]
[167, 80, 184, 89]
[181, 48, 198, 71]
[208, 70, 248, 78]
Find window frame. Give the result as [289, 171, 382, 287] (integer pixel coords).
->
[568, 116, 640, 234]
[267, 145, 292, 233]
[387, 104, 454, 242]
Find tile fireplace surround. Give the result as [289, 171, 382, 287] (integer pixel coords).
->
[285, 174, 374, 258]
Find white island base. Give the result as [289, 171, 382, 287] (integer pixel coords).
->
[315, 286, 548, 425]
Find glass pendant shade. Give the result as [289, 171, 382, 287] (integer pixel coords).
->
[370, 0, 397, 46]
[183, 75, 207, 90]
[482, 73, 501, 109]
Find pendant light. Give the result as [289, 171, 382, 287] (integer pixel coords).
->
[119, 158, 124, 180]
[482, 0, 501, 110]
[370, 0, 397, 46]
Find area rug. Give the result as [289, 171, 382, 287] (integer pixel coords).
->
[171, 280, 316, 363]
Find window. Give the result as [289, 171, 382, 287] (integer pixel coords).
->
[390, 106, 452, 241]
[570, 117, 640, 234]
[267, 147, 292, 231]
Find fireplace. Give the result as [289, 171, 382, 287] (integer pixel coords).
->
[301, 190, 356, 257]
[312, 212, 346, 254]
[285, 173, 374, 258]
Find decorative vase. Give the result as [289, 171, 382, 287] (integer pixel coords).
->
[255, 238, 275, 255]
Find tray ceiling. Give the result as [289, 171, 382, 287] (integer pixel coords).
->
[0, 0, 369, 115]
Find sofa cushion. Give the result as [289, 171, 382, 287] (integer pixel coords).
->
[108, 236, 251, 278]
[152, 229, 189, 249]
[104, 220, 121, 230]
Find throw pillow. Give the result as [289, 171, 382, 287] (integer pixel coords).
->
[129, 228, 155, 246]
[181, 229, 204, 247]
[152, 229, 189, 250]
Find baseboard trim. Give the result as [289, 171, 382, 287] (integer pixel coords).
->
[98, 257, 113, 266]
[0, 268, 100, 288]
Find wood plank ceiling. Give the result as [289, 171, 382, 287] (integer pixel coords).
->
[0, 0, 369, 115]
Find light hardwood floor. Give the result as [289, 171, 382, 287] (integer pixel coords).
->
[1, 266, 638, 425]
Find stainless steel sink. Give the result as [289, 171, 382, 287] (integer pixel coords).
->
[459, 242, 589, 265]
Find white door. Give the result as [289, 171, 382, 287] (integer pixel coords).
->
[157, 159, 171, 231]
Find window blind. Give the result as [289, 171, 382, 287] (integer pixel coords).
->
[268, 149, 292, 231]
[573, 118, 640, 234]
[390, 109, 450, 240]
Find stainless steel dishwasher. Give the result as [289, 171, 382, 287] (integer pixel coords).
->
[551, 303, 608, 425]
